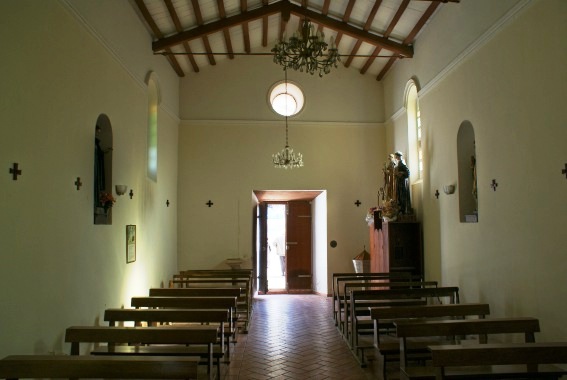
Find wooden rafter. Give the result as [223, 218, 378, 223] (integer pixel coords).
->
[361, 0, 409, 74]
[316, 0, 330, 35]
[241, 0, 251, 53]
[217, 0, 235, 59]
[164, 0, 199, 72]
[333, 0, 356, 48]
[152, 1, 413, 59]
[376, 1, 440, 81]
[344, 0, 382, 67]
[262, 0, 269, 46]
[134, 0, 184, 76]
[190, 0, 216, 65]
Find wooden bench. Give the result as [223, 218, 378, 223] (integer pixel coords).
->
[394, 317, 541, 380]
[338, 280, 438, 335]
[150, 287, 242, 298]
[173, 271, 253, 331]
[348, 286, 460, 361]
[429, 342, 567, 379]
[104, 307, 234, 357]
[369, 303, 490, 378]
[0, 355, 200, 379]
[331, 272, 417, 324]
[65, 325, 220, 378]
[131, 296, 238, 353]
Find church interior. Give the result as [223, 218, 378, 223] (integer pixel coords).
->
[1, 0, 566, 376]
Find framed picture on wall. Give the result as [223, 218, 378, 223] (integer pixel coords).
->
[126, 225, 136, 263]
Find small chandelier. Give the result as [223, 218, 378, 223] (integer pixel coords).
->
[272, 115, 304, 169]
[272, 69, 304, 169]
[272, 18, 340, 77]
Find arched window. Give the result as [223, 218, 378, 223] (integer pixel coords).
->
[94, 114, 113, 225]
[147, 72, 160, 182]
[405, 80, 422, 182]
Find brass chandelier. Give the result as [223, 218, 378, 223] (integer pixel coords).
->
[272, 18, 340, 77]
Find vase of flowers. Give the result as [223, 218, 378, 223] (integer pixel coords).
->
[99, 191, 116, 213]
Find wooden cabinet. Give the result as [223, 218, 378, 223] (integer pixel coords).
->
[369, 220, 423, 277]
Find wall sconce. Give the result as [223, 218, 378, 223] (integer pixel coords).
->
[443, 185, 456, 195]
[115, 185, 128, 196]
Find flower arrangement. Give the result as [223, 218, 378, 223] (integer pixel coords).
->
[99, 191, 116, 211]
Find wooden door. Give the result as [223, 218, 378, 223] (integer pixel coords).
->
[286, 201, 312, 291]
[258, 203, 268, 294]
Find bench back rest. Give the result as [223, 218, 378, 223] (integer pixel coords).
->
[333, 272, 417, 301]
[350, 286, 460, 318]
[0, 355, 200, 379]
[65, 326, 219, 355]
[370, 303, 490, 344]
[149, 287, 241, 298]
[131, 296, 237, 310]
[395, 317, 540, 342]
[430, 342, 567, 367]
[104, 308, 229, 326]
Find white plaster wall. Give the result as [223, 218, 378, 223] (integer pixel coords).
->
[0, 0, 179, 357]
[384, 0, 567, 341]
[177, 120, 385, 292]
[179, 55, 385, 123]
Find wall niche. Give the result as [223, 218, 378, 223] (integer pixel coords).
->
[94, 114, 113, 225]
[457, 121, 478, 222]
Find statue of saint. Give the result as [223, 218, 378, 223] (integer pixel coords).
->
[394, 151, 411, 214]
[382, 153, 396, 201]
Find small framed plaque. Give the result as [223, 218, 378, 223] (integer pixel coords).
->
[126, 225, 136, 263]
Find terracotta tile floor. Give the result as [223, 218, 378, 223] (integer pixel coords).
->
[214, 294, 385, 380]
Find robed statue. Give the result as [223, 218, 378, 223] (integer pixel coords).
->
[394, 151, 411, 214]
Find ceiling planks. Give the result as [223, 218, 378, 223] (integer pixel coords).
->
[133, 0, 458, 80]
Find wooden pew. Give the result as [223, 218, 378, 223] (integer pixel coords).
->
[338, 280, 438, 335]
[0, 355, 200, 379]
[150, 287, 241, 298]
[369, 303, 490, 378]
[104, 307, 234, 358]
[430, 342, 567, 379]
[65, 325, 220, 378]
[394, 317, 541, 380]
[348, 286, 460, 360]
[174, 270, 253, 332]
[331, 272, 417, 324]
[131, 296, 238, 354]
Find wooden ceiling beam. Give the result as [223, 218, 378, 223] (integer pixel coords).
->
[153, 1, 284, 52]
[333, 0, 356, 49]
[262, 0, 269, 46]
[286, 2, 413, 58]
[134, 0, 184, 76]
[376, 1, 440, 80]
[164, 0, 199, 73]
[190, 0, 216, 65]
[153, 0, 413, 58]
[217, 0, 235, 59]
[361, 0, 408, 74]
[344, 0, 382, 67]
[241, 0, 251, 53]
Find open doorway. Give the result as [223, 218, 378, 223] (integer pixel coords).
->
[267, 204, 286, 291]
[254, 190, 327, 295]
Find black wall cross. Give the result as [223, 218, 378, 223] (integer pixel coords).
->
[562, 163, 567, 179]
[206, 200, 214, 207]
[354, 200, 361, 207]
[74, 177, 83, 190]
[9, 163, 22, 180]
[435, 189, 440, 199]
[490, 179, 498, 191]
